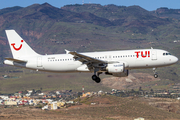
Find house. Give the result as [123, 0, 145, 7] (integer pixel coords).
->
[56, 91, 60, 95]
[27, 90, 33, 94]
[0, 95, 9, 100]
[5, 101, 17, 106]
[177, 97, 180, 100]
[134, 117, 145, 120]
[98, 90, 104, 95]
[66, 101, 74, 104]
[38, 93, 44, 96]
[42, 105, 48, 110]
[57, 102, 66, 108]
[50, 101, 57, 110]
[82, 92, 92, 97]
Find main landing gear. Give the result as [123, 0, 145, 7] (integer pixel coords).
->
[153, 68, 158, 78]
[92, 75, 101, 83]
[92, 72, 102, 83]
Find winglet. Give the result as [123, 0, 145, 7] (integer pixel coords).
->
[65, 49, 70, 54]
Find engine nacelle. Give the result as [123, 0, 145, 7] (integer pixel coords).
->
[107, 63, 124, 73]
[112, 70, 129, 77]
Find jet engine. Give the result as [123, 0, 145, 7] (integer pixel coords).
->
[112, 69, 129, 77]
[105, 63, 129, 77]
[106, 63, 125, 73]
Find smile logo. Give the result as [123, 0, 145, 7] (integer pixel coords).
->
[11, 40, 23, 51]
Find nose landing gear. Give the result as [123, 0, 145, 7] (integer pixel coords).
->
[153, 68, 158, 78]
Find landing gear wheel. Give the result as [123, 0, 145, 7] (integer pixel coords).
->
[95, 77, 101, 83]
[92, 75, 97, 80]
[92, 75, 101, 83]
[154, 74, 158, 78]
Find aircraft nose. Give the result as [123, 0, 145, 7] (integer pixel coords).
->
[173, 56, 178, 63]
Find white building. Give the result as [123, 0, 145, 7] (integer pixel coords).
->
[0, 95, 9, 100]
[51, 101, 57, 110]
[134, 117, 145, 120]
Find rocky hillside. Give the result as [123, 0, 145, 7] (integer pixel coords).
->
[62, 4, 169, 29]
[152, 7, 180, 19]
[102, 73, 160, 90]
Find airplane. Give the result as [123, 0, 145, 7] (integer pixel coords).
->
[3, 30, 178, 83]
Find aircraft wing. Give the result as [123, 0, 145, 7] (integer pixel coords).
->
[5, 58, 27, 63]
[68, 51, 107, 64]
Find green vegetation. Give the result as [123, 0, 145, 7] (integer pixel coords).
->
[0, 68, 111, 94]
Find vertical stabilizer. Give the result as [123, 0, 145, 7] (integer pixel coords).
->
[5, 30, 39, 59]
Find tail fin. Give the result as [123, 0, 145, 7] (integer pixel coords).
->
[5, 30, 39, 59]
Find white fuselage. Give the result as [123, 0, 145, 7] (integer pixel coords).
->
[4, 49, 178, 72]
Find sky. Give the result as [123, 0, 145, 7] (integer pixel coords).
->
[0, 0, 180, 11]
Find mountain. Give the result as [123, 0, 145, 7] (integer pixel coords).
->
[62, 4, 170, 29]
[0, 6, 23, 16]
[152, 7, 180, 20]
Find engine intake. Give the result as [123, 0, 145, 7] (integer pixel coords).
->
[107, 63, 124, 73]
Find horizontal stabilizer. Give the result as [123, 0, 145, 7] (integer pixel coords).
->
[5, 57, 27, 63]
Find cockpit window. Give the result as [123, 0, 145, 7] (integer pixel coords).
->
[163, 53, 171, 56]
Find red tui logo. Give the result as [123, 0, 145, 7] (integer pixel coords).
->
[135, 51, 150, 58]
[11, 40, 23, 51]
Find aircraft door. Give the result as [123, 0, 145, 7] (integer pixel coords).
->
[151, 50, 157, 60]
[37, 56, 42, 67]
[109, 55, 112, 60]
